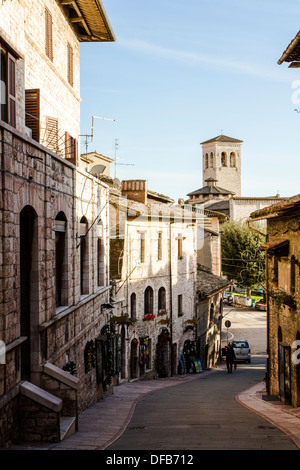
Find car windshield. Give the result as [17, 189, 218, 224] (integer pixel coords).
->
[233, 341, 249, 348]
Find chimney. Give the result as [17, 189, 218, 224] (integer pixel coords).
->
[121, 180, 147, 204]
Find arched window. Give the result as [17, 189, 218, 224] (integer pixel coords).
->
[80, 216, 89, 295]
[221, 152, 227, 167]
[130, 293, 137, 321]
[210, 152, 213, 168]
[54, 212, 67, 307]
[230, 152, 236, 167]
[205, 153, 209, 169]
[144, 286, 153, 316]
[158, 287, 166, 314]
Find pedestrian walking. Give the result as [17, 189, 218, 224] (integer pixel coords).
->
[226, 343, 236, 374]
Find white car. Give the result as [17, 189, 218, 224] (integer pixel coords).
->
[232, 340, 251, 363]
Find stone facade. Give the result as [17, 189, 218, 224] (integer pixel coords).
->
[0, 0, 115, 448]
[250, 196, 300, 408]
[202, 135, 242, 197]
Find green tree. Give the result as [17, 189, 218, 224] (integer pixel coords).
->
[221, 221, 265, 295]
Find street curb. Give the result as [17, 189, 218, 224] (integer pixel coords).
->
[235, 382, 300, 449]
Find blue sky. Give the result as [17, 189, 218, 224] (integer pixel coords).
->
[79, 0, 300, 201]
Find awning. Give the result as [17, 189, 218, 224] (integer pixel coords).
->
[259, 239, 289, 255]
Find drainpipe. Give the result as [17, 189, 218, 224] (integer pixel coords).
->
[169, 220, 174, 377]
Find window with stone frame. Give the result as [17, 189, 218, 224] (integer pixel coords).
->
[158, 287, 166, 315]
[221, 152, 227, 167]
[0, 41, 17, 127]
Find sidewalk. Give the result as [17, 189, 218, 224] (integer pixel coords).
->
[236, 381, 300, 449]
[6, 364, 300, 450]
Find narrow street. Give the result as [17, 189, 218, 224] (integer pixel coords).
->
[107, 356, 297, 450]
[107, 305, 298, 450]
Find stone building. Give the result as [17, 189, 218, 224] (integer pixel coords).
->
[186, 134, 289, 222]
[0, 0, 116, 447]
[250, 196, 300, 407]
[108, 179, 228, 380]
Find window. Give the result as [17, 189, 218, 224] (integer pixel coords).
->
[54, 213, 67, 307]
[46, 116, 58, 153]
[157, 231, 162, 261]
[80, 216, 89, 295]
[291, 256, 296, 293]
[230, 152, 236, 167]
[130, 293, 136, 321]
[209, 304, 214, 323]
[178, 233, 183, 259]
[205, 153, 208, 169]
[0, 43, 17, 127]
[210, 152, 213, 168]
[158, 287, 166, 314]
[221, 152, 227, 167]
[45, 7, 53, 61]
[97, 220, 105, 287]
[67, 43, 73, 87]
[144, 286, 153, 316]
[139, 232, 145, 263]
[65, 132, 78, 165]
[178, 294, 183, 316]
[25, 89, 40, 142]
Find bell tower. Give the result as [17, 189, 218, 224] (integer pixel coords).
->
[201, 134, 243, 197]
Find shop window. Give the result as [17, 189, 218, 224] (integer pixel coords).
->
[130, 293, 136, 321]
[0, 43, 17, 127]
[84, 340, 96, 373]
[158, 287, 166, 314]
[144, 286, 153, 316]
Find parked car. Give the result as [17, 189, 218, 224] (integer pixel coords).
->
[223, 291, 233, 305]
[255, 299, 266, 311]
[232, 340, 251, 363]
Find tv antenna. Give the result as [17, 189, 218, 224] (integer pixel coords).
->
[80, 115, 115, 154]
[114, 139, 134, 178]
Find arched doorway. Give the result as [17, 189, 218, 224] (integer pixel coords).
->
[130, 338, 139, 379]
[20, 206, 38, 381]
[156, 329, 171, 378]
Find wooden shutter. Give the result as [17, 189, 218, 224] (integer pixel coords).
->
[45, 7, 53, 61]
[25, 89, 40, 142]
[67, 43, 73, 87]
[8, 53, 16, 128]
[65, 132, 78, 166]
[46, 116, 58, 152]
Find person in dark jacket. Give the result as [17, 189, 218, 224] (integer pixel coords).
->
[226, 343, 236, 374]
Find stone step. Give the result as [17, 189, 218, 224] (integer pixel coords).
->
[60, 416, 76, 441]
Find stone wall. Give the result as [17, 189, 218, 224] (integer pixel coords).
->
[266, 216, 300, 407]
